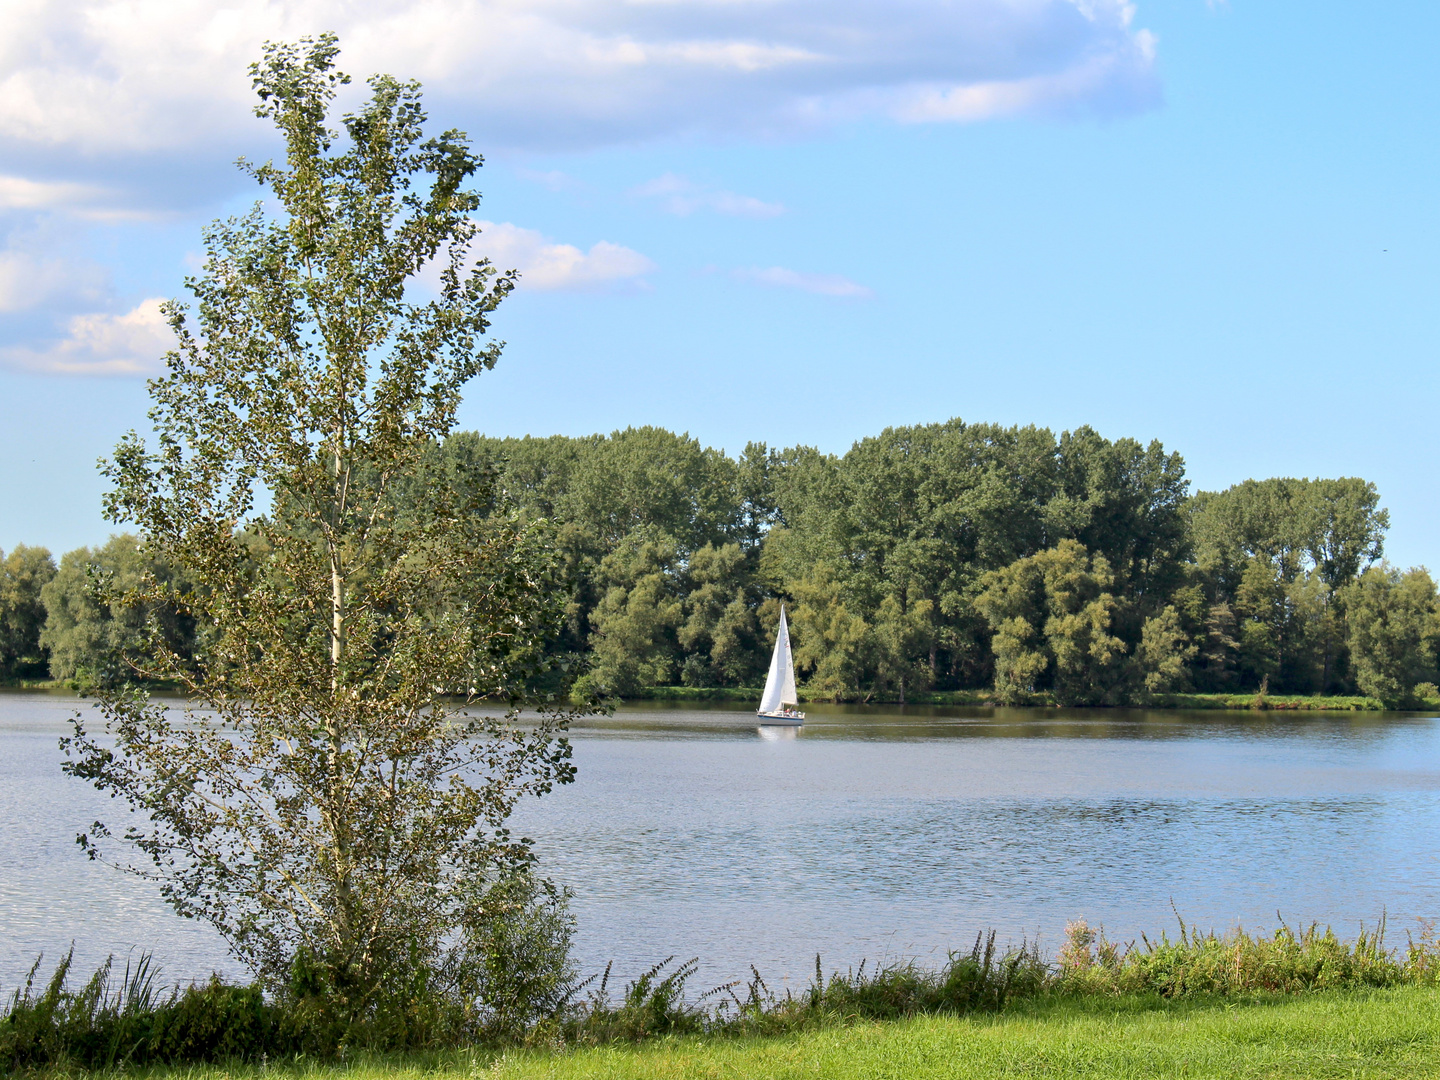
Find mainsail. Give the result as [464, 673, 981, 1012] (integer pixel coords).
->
[759, 604, 798, 714]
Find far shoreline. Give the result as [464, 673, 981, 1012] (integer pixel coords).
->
[5, 679, 1436, 713]
[617, 684, 1434, 712]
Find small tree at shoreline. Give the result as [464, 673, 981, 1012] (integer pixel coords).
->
[62, 35, 582, 1022]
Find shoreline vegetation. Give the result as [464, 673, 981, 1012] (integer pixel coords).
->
[5, 917, 1438, 1074]
[4, 676, 1431, 713]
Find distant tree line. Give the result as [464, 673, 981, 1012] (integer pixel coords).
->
[5, 419, 1436, 705]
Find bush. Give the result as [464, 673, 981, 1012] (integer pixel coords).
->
[456, 874, 580, 1041]
[150, 980, 270, 1063]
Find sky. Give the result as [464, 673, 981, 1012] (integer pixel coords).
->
[1, 1, 1436, 568]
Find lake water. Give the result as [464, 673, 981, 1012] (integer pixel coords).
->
[4, 691, 1440, 994]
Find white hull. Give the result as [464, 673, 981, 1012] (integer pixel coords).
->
[757, 710, 805, 725]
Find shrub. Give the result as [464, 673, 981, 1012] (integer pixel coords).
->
[150, 980, 270, 1063]
[456, 874, 580, 1041]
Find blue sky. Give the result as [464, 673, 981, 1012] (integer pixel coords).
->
[1, 1, 1436, 568]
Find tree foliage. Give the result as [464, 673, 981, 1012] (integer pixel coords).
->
[1342, 566, 1440, 704]
[974, 540, 1131, 705]
[27, 422, 1430, 704]
[0, 544, 56, 678]
[61, 36, 581, 1017]
[39, 536, 189, 684]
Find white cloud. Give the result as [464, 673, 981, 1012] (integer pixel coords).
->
[0, 251, 107, 312]
[1, 298, 175, 375]
[0, 175, 107, 212]
[633, 173, 785, 218]
[0, 0, 1161, 208]
[475, 221, 655, 291]
[891, 28, 1160, 122]
[0, 173, 166, 222]
[736, 266, 874, 299]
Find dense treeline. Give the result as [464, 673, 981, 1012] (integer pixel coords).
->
[5, 419, 1436, 705]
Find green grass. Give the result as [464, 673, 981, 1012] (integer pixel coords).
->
[100, 988, 1440, 1079]
[12, 923, 1440, 1075]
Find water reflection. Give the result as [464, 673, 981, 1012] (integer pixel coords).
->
[4, 689, 1439, 995]
[565, 699, 1431, 746]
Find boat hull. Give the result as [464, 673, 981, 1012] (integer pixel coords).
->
[757, 711, 804, 725]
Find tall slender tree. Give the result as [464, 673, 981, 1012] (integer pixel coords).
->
[63, 36, 580, 1010]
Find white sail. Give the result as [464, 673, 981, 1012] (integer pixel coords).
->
[759, 604, 798, 714]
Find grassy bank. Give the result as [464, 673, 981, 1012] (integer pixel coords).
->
[630, 684, 1424, 711]
[475, 988, 1440, 1080]
[79, 988, 1440, 1079]
[8, 918, 1438, 1074]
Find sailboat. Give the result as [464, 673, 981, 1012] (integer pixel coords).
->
[757, 604, 805, 724]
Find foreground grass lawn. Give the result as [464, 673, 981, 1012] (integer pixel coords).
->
[481, 990, 1439, 1080]
[120, 987, 1440, 1080]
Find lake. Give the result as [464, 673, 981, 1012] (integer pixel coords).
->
[4, 691, 1439, 994]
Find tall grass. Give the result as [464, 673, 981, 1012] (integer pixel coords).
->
[1054, 914, 1436, 995]
[6, 916, 1439, 1071]
[562, 917, 1440, 1047]
[0, 950, 266, 1072]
